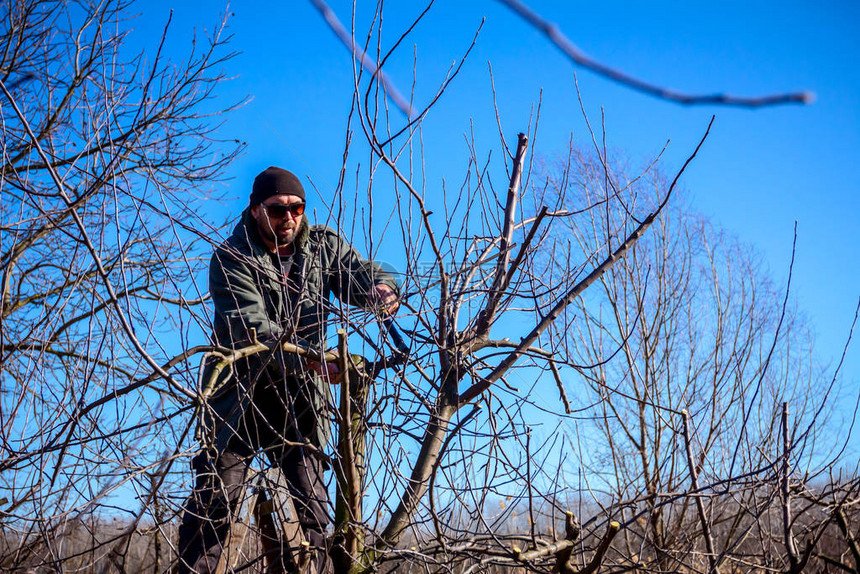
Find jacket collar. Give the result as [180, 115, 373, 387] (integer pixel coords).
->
[233, 207, 310, 258]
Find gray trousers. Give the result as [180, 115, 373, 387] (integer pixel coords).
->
[176, 362, 331, 573]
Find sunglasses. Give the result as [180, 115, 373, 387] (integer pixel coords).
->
[263, 202, 306, 218]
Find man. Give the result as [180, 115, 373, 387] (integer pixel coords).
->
[177, 167, 398, 573]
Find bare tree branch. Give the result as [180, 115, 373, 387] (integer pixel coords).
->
[497, 0, 814, 107]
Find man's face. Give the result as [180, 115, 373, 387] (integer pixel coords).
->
[251, 194, 305, 248]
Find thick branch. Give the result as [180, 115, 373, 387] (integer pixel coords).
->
[376, 403, 457, 549]
[473, 133, 529, 336]
[781, 403, 800, 571]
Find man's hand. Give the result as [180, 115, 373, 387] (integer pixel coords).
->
[374, 283, 399, 316]
[307, 354, 342, 384]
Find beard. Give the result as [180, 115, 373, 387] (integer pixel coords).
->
[272, 224, 296, 245]
[258, 218, 300, 248]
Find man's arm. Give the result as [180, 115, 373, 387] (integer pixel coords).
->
[210, 247, 281, 347]
[324, 229, 400, 315]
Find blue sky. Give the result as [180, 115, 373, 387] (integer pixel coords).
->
[139, 1, 859, 420]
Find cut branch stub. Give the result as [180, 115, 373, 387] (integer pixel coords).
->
[473, 132, 529, 337]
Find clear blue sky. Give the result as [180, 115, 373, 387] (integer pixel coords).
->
[140, 0, 859, 416]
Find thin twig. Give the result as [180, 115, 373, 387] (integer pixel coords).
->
[308, 0, 415, 118]
[496, 0, 813, 107]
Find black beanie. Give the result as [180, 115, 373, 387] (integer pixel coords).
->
[250, 167, 305, 205]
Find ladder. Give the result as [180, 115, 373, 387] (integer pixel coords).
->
[213, 467, 318, 574]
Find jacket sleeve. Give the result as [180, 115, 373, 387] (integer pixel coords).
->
[210, 246, 282, 347]
[325, 231, 399, 310]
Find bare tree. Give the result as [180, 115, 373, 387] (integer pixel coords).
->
[535, 145, 858, 572]
[1, 1, 855, 573]
[1, 0, 241, 570]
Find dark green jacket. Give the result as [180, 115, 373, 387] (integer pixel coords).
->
[210, 209, 397, 348]
[201, 209, 397, 450]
